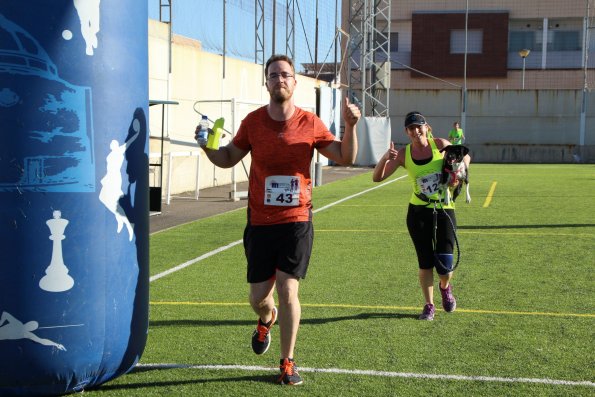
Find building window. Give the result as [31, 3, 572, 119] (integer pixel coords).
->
[510, 31, 536, 52]
[450, 29, 483, 54]
[549, 31, 581, 51]
[390, 32, 398, 52]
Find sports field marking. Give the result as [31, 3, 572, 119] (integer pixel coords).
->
[458, 230, 595, 238]
[149, 240, 242, 282]
[149, 301, 595, 318]
[314, 229, 595, 238]
[316, 229, 403, 233]
[313, 175, 406, 213]
[150, 176, 406, 282]
[334, 204, 407, 207]
[151, 207, 245, 235]
[483, 181, 498, 208]
[135, 363, 595, 388]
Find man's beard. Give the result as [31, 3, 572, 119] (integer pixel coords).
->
[269, 86, 292, 103]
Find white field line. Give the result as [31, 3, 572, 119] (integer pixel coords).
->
[311, 176, 406, 214]
[150, 176, 405, 283]
[135, 363, 595, 388]
[150, 240, 242, 282]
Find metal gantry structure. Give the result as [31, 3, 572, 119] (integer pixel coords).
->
[255, 1, 296, 70]
[253, 0, 391, 119]
[347, 0, 391, 118]
[286, 0, 296, 60]
[159, 0, 172, 73]
[255, 0, 265, 66]
[157, 0, 390, 118]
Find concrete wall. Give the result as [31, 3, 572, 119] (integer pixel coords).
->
[390, 89, 595, 163]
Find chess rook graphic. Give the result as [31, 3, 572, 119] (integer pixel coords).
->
[0, 2, 150, 395]
[39, 210, 74, 292]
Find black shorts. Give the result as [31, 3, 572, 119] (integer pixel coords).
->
[243, 221, 314, 283]
[406, 204, 456, 275]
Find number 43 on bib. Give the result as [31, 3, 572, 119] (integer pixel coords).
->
[265, 175, 300, 206]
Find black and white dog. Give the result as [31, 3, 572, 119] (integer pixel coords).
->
[440, 145, 470, 205]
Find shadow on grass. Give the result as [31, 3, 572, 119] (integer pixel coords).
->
[150, 312, 417, 328]
[89, 372, 274, 392]
[150, 319, 253, 327]
[303, 312, 418, 324]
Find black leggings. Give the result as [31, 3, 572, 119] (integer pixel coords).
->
[406, 204, 456, 274]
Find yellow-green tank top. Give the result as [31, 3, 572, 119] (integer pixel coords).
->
[405, 139, 455, 209]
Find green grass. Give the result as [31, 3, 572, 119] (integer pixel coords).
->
[89, 164, 595, 396]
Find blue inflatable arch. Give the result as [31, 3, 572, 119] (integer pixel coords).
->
[0, 1, 149, 395]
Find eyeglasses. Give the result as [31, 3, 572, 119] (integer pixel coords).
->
[267, 72, 294, 80]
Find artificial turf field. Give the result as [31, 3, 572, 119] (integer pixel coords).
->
[88, 164, 594, 396]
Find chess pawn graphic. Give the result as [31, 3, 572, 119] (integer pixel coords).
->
[39, 210, 74, 292]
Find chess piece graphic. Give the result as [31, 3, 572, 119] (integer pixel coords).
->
[39, 210, 74, 292]
[0, 311, 66, 351]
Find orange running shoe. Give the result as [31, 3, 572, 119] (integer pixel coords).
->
[251, 307, 277, 355]
[278, 358, 303, 385]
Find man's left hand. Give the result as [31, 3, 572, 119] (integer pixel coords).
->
[343, 97, 361, 127]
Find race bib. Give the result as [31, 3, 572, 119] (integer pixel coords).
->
[264, 175, 300, 206]
[416, 172, 442, 197]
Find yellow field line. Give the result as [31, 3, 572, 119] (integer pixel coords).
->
[149, 301, 595, 318]
[458, 230, 595, 237]
[314, 229, 595, 238]
[316, 229, 402, 233]
[483, 181, 498, 208]
[331, 204, 408, 207]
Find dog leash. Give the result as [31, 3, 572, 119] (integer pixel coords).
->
[432, 201, 461, 273]
[414, 192, 461, 272]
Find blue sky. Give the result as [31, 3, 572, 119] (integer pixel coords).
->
[148, 0, 341, 72]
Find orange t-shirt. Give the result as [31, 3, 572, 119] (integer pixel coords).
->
[233, 106, 336, 225]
